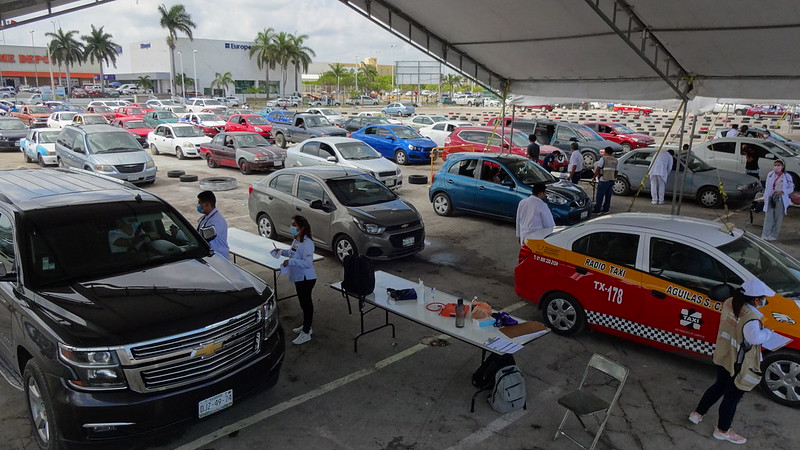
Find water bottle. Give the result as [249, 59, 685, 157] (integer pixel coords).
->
[455, 298, 466, 328]
[417, 279, 425, 305]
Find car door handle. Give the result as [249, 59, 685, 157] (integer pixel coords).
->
[479, 185, 486, 190]
[447, 179, 454, 184]
[296, 206, 302, 211]
[575, 267, 587, 275]
[651, 290, 666, 299]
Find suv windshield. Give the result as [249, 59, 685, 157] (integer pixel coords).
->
[718, 233, 800, 298]
[0, 119, 26, 130]
[87, 131, 142, 153]
[327, 176, 398, 207]
[337, 142, 381, 160]
[393, 127, 422, 139]
[173, 126, 205, 137]
[504, 158, 557, 185]
[21, 202, 206, 288]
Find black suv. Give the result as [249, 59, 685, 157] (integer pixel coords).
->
[0, 169, 284, 447]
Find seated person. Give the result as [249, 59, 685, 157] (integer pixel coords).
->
[167, 224, 189, 245]
[108, 218, 158, 253]
[541, 150, 562, 172]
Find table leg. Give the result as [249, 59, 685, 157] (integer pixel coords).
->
[353, 295, 395, 353]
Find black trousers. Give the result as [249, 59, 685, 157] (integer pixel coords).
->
[695, 364, 746, 431]
[295, 278, 316, 333]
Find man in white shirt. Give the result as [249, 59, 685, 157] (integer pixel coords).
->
[567, 142, 584, 184]
[649, 149, 675, 204]
[725, 124, 740, 137]
[515, 183, 555, 245]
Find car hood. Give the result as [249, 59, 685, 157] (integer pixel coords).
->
[624, 133, 655, 142]
[702, 168, 761, 188]
[31, 256, 267, 347]
[404, 137, 437, 148]
[179, 136, 211, 145]
[311, 126, 347, 135]
[129, 128, 151, 136]
[201, 120, 226, 127]
[0, 129, 28, 139]
[347, 198, 421, 226]
[239, 144, 286, 157]
[582, 140, 623, 151]
[345, 157, 398, 173]
[90, 149, 152, 164]
[547, 180, 591, 201]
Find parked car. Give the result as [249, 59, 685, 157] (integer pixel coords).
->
[216, 96, 240, 107]
[418, 120, 472, 147]
[88, 100, 126, 111]
[266, 98, 291, 108]
[305, 108, 344, 127]
[256, 106, 275, 117]
[226, 109, 255, 116]
[430, 153, 591, 225]
[582, 122, 655, 152]
[145, 99, 180, 109]
[341, 116, 394, 134]
[746, 105, 798, 120]
[441, 125, 530, 160]
[403, 114, 447, 130]
[115, 106, 146, 118]
[20, 127, 60, 166]
[147, 123, 210, 159]
[514, 212, 800, 406]
[520, 104, 555, 112]
[265, 110, 295, 125]
[382, 102, 416, 117]
[164, 105, 190, 115]
[711, 103, 752, 115]
[180, 112, 227, 136]
[47, 111, 77, 129]
[0, 168, 284, 447]
[84, 105, 116, 121]
[351, 124, 436, 165]
[0, 117, 28, 151]
[270, 114, 347, 148]
[200, 131, 286, 174]
[55, 124, 157, 184]
[110, 117, 152, 147]
[611, 104, 653, 116]
[142, 110, 180, 128]
[691, 137, 800, 187]
[247, 166, 425, 262]
[612, 148, 761, 207]
[482, 98, 501, 107]
[558, 102, 591, 110]
[186, 97, 227, 113]
[286, 137, 402, 189]
[11, 105, 51, 127]
[43, 101, 81, 112]
[711, 126, 800, 152]
[72, 113, 109, 126]
[225, 114, 273, 139]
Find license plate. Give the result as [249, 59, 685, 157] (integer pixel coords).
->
[274, 160, 283, 167]
[198, 389, 233, 418]
[385, 179, 396, 187]
[14, 141, 20, 146]
[581, 211, 589, 219]
[402, 236, 415, 247]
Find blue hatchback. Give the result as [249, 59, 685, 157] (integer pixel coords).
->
[351, 124, 436, 165]
[428, 154, 592, 224]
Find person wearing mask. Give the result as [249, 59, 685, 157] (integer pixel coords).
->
[725, 124, 739, 137]
[526, 134, 540, 162]
[515, 183, 554, 246]
[196, 190, 229, 259]
[591, 147, 618, 214]
[760, 159, 794, 241]
[271, 215, 317, 345]
[567, 142, 584, 184]
[689, 279, 777, 445]
[649, 148, 674, 205]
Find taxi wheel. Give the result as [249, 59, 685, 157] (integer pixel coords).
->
[761, 350, 800, 407]
[612, 177, 631, 196]
[24, 152, 32, 163]
[432, 192, 453, 216]
[696, 187, 722, 208]
[38, 154, 46, 167]
[541, 292, 586, 336]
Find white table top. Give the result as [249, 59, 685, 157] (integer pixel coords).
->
[332, 271, 549, 354]
[228, 227, 324, 271]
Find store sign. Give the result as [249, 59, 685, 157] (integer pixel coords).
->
[224, 42, 252, 51]
[0, 54, 49, 64]
[140, 43, 151, 49]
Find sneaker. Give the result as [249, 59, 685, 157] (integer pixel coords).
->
[292, 332, 312, 345]
[292, 326, 313, 335]
[713, 428, 747, 444]
[688, 411, 703, 424]
[651, 200, 657, 205]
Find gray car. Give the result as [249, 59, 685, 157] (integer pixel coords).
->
[248, 166, 424, 262]
[612, 148, 761, 208]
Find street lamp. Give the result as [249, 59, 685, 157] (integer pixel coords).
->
[30, 31, 40, 88]
[192, 50, 198, 98]
[354, 56, 359, 93]
[177, 51, 185, 98]
[389, 44, 397, 90]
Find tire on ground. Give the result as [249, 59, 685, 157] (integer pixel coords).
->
[198, 176, 237, 191]
[179, 174, 198, 182]
[167, 170, 185, 178]
[408, 174, 428, 185]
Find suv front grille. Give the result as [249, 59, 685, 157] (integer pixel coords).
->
[378, 171, 397, 178]
[116, 163, 145, 173]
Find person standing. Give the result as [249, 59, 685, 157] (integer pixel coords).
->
[271, 215, 317, 345]
[742, 144, 760, 178]
[761, 159, 794, 241]
[725, 124, 739, 137]
[567, 142, 584, 184]
[527, 134, 540, 162]
[591, 147, 618, 214]
[649, 148, 674, 205]
[689, 279, 776, 445]
[196, 190, 229, 259]
[515, 183, 555, 246]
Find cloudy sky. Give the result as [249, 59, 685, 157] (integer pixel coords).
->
[3, 0, 432, 65]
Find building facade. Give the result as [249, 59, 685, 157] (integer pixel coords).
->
[0, 44, 100, 88]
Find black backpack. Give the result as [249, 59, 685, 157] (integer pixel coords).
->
[341, 254, 375, 296]
[472, 353, 516, 390]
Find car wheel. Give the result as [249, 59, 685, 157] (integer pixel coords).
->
[432, 192, 453, 216]
[612, 177, 631, 196]
[540, 106, 547, 112]
[150, 143, 159, 155]
[334, 234, 358, 263]
[541, 292, 586, 336]
[394, 149, 408, 165]
[735, 109, 746, 115]
[697, 186, 722, 208]
[239, 158, 252, 175]
[23, 151, 32, 163]
[753, 113, 761, 120]
[206, 153, 218, 168]
[38, 154, 46, 167]
[176, 147, 185, 160]
[57, 157, 64, 168]
[579, 105, 587, 111]
[275, 133, 287, 149]
[24, 359, 62, 449]
[257, 213, 277, 239]
[620, 142, 633, 152]
[761, 350, 800, 407]
[582, 151, 597, 167]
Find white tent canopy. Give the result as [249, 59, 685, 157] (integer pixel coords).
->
[341, 0, 800, 104]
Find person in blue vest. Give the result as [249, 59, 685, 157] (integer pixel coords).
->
[196, 190, 229, 259]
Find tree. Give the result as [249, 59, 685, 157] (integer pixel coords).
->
[158, 3, 196, 95]
[328, 63, 348, 101]
[248, 28, 276, 99]
[358, 63, 379, 91]
[174, 73, 194, 95]
[136, 75, 152, 90]
[46, 28, 84, 96]
[442, 74, 463, 96]
[211, 71, 234, 96]
[288, 33, 315, 94]
[272, 31, 294, 96]
[81, 25, 119, 90]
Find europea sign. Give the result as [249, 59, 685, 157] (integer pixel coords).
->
[0, 54, 50, 64]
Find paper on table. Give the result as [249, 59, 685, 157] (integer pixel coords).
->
[763, 332, 792, 351]
[484, 336, 523, 354]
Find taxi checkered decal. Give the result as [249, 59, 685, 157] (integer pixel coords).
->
[586, 310, 716, 356]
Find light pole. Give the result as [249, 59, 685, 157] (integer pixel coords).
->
[192, 50, 198, 98]
[30, 31, 40, 88]
[51, 21, 61, 86]
[177, 51, 185, 98]
[354, 56, 359, 94]
[389, 44, 397, 91]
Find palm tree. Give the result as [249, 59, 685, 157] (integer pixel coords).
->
[442, 73, 463, 96]
[136, 75, 152, 90]
[174, 73, 194, 95]
[329, 63, 347, 102]
[358, 63, 378, 91]
[81, 25, 119, 90]
[158, 3, 196, 95]
[248, 28, 276, 99]
[46, 28, 84, 97]
[272, 31, 294, 97]
[211, 72, 234, 96]
[288, 33, 315, 94]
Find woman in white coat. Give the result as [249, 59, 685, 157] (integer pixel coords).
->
[761, 159, 794, 241]
[649, 149, 674, 204]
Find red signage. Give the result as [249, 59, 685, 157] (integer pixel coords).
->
[0, 54, 50, 64]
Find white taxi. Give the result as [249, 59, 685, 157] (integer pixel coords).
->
[147, 123, 211, 159]
[515, 213, 800, 406]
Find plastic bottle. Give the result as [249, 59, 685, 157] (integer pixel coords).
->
[417, 279, 425, 304]
[455, 298, 466, 328]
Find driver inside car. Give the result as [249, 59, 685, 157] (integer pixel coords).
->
[108, 217, 157, 253]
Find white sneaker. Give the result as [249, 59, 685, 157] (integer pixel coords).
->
[713, 428, 746, 444]
[292, 326, 313, 335]
[688, 411, 703, 424]
[292, 332, 312, 345]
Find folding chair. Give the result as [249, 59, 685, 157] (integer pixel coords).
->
[554, 353, 629, 450]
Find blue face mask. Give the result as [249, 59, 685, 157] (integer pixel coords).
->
[289, 226, 299, 236]
[196, 204, 204, 214]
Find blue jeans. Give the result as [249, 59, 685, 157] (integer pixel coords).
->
[593, 180, 613, 213]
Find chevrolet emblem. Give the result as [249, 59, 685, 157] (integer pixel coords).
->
[192, 341, 223, 358]
[401, 223, 409, 228]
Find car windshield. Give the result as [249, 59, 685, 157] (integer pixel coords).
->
[124, 120, 147, 129]
[21, 202, 206, 288]
[197, 114, 217, 121]
[718, 233, 800, 298]
[170, 106, 188, 114]
[319, 109, 336, 115]
[684, 152, 714, 172]
[204, 99, 223, 106]
[30, 107, 51, 114]
[504, 158, 557, 185]
[87, 132, 142, 153]
[93, 107, 113, 113]
[39, 131, 59, 143]
[173, 126, 205, 137]
[573, 124, 605, 141]
[305, 116, 332, 127]
[327, 175, 398, 207]
[336, 142, 381, 160]
[612, 124, 636, 134]
[126, 108, 144, 115]
[59, 113, 77, 121]
[392, 127, 423, 139]
[428, 115, 447, 123]
[507, 131, 530, 147]
[156, 112, 178, 119]
[234, 134, 270, 147]
[83, 115, 108, 124]
[762, 141, 797, 157]
[247, 116, 269, 125]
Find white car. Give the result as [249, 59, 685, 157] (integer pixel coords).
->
[147, 123, 211, 159]
[306, 108, 344, 127]
[186, 98, 227, 113]
[145, 99, 181, 109]
[355, 111, 402, 124]
[180, 112, 227, 135]
[47, 111, 77, 129]
[266, 98, 290, 107]
[286, 96, 302, 106]
[286, 137, 402, 189]
[20, 128, 60, 166]
[691, 137, 800, 187]
[418, 120, 472, 147]
[404, 114, 448, 130]
[165, 105, 190, 115]
[87, 100, 128, 111]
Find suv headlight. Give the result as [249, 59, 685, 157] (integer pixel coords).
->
[94, 164, 115, 172]
[353, 217, 385, 235]
[260, 292, 279, 338]
[146, 160, 155, 168]
[254, 127, 263, 132]
[59, 344, 127, 389]
[545, 191, 569, 205]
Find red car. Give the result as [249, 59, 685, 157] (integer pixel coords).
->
[521, 104, 554, 112]
[582, 122, 655, 152]
[442, 126, 530, 160]
[110, 117, 153, 146]
[224, 114, 272, 139]
[745, 105, 798, 120]
[129, 103, 155, 113]
[115, 106, 146, 118]
[84, 105, 116, 121]
[611, 104, 653, 116]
